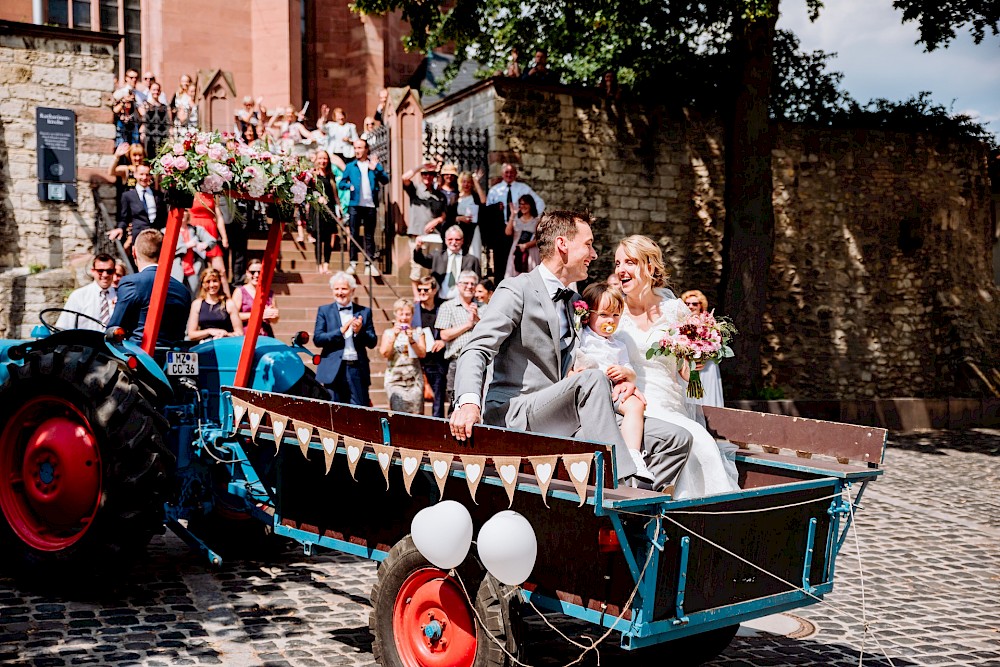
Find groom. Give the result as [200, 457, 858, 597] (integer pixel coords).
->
[449, 210, 692, 488]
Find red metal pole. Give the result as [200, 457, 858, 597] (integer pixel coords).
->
[142, 206, 184, 355]
[233, 219, 284, 387]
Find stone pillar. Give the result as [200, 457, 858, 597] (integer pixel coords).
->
[385, 88, 423, 284]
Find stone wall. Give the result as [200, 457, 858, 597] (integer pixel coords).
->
[424, 80, 998, 399]
[0, 22, 118, 336]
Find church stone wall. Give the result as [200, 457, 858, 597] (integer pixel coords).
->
[425, 80, 997, 399]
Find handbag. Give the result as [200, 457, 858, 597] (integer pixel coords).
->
[514, 230, 533, 273]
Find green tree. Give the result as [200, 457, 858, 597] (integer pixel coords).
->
[353, 0, 999, 396]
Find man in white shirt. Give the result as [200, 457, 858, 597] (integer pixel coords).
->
[412, 226, 481, 300]
[56, 254, 118, 331]
[313, 272, 378, 405]
[485, 163, 545, 280]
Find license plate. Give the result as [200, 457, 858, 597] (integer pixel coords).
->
[166, 352, 198, 376]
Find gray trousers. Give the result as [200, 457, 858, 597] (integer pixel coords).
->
[486, 370, 692, 487]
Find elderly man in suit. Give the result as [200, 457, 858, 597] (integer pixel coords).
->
[449, 210, 692, 489]
[107, 164, 167, 247]
[314, 271, 378, 405]
[107, 228, 192, 346]
[412, 225, 481, 301]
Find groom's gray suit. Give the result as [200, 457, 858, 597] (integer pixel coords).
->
[454, 267, 692, 487]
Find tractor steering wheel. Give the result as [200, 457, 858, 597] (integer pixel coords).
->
[39, 308, 106, 334]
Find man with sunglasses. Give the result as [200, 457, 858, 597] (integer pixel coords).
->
[56, 254, 119, 331]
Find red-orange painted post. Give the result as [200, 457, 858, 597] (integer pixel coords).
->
[141, 206, 185, 355]
[233, 219, 284, 387]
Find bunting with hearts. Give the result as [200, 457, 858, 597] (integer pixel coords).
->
[459, 454, 486, 503]
[270, 414, 288, 450]
[561, 453, 594, 506]
[372, 443, 395, 489]
[318, 428, 338, 474]
[231, 399, 247, 434]
[227, 395, 610, 506]
[428, 452, 454, 497]
[527, 455, 558, 507]
[295, 423, 314, 459]
[344, 436, 366, 479]
[492, 456, 521, 507]
[398, 448, 423, 495]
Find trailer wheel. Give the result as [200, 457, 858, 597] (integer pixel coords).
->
[0, 345, 173, 578]
[641, 624, 739, 666]
[370, 535, 521, 667]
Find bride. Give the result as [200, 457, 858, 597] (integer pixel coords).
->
[613, 235, 740, 499]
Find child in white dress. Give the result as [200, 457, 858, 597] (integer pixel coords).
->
[573, 282, 654, 483]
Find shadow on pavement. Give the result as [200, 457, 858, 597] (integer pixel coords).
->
[888, 428, 1000, 456]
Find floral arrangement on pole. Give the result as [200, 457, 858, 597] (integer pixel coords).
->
[151, 131, 324, 218]
[646, 310, 737, 399]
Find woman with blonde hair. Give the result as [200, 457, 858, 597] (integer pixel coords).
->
[681, 289, 725, 412]
[379, 298, 427, 414]
[186, 268, 243, 341]
[612, 235, 739, 498]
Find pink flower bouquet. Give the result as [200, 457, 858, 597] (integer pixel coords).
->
[646, 310, 736, 399]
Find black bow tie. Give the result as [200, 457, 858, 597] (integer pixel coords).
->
[338, 305, 352, 311]
[553, 287, 574, 303]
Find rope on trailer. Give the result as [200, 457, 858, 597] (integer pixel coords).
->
[452, 516, 662, 667]
[659, 488, 898, 667]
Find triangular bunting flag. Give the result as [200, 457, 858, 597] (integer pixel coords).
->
[271, 414, 288, 450]
[372, 443, 395, 490]
[460, 455, 487, 503]
[295, 423, 314, 459]
[528, 455, 558, 508]
[248, 407, 265, 440]
[492, 456, 521, 508]
[562, 453, 593, 506]
[318, 429, 338, 474]
[344, 436, 366, 480]
[231, 398, 248, 434]
[428, 452, 454, 498]
[398, 448, 423, 496]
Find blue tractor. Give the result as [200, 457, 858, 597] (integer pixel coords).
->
[0, 213, 323, 576]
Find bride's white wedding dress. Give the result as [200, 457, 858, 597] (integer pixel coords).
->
[616, 289, 740, 499]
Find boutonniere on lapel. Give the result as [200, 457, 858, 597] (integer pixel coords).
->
[572, 300, 589, 332]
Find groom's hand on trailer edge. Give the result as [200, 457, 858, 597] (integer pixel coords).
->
[450, 403, 481, 441]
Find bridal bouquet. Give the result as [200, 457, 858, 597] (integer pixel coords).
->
[646, 309, 736, 399]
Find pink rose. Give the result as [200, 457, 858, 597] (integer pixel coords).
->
[195, 143, 209, 155]
[160, 155, 175, 169]
[173, 156, 189, 171]
[207, 144, 226, 161]
[172, 142, 185, 155]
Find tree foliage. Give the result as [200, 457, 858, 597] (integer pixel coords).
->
[892, 0, 1000, 51]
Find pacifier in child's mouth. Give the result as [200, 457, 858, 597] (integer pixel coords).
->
[601, 322, 616, 334]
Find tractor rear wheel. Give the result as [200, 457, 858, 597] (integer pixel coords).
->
[0, 344, 173, 578]
[370, 535, 522, 667]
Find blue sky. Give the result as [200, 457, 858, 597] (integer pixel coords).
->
[779, 0, 1000, 135]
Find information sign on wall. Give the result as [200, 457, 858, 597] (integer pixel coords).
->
[36, 107, 77, 203]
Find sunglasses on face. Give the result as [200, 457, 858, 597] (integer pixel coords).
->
[417, 288, 433, 293]
[249, 270, 261, 276]
[94, 268, 116, 275]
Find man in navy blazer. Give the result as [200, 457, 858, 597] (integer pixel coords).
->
[107, 164, 167, 246]
[107, 228, 192, 346]
[338, 138, 389, 276]
[314, 271, 378, 405]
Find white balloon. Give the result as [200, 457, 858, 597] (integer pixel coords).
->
[477, 510, 537, 586]
[411, 500, 474, 570]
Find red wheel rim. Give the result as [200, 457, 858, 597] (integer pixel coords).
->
[0, 396, 102, 551]
[392, 567, 477, 667]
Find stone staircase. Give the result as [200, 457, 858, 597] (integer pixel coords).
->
[247, 231, 406, 408]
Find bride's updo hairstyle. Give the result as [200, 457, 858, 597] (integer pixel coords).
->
[617, 235, 670, 289]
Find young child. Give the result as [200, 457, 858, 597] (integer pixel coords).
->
[573, 282, 654, 483]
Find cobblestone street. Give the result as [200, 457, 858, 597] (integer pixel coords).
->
[2, 430, 998, 667]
